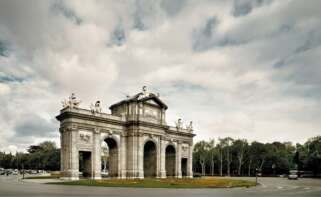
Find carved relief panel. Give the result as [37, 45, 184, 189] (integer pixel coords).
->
[181, 143, 189, 158]
[78, 130, 93, 150]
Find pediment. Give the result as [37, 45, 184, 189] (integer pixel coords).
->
[110, 91, 168, 110]
[145, 99, 159, 106]
[141, 96, 168, 109]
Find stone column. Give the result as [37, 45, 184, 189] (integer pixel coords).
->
[125, 132, 137, 178]
[93, 128, 101, 179]
[161, 109, 166, 125]
[59, 128, 64, 175]
[176, 141, 182, 178]
[137, 134, 144, 178]
[120, 134, 127, 178]
[118, 139, 121, 179]
[187, 143, 193, 178]
[159, 138, 166, 178]
[70, 128, 79, 180]
[61, 126, 79, 180]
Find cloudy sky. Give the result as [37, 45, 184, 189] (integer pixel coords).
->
[0, 0, 320, 152]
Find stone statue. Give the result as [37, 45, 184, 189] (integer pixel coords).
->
[90, 100, 102, 114]
[186, 121, 193, 132]
[175, 118, 183, 130]
[61, 93, 81, 109]
[142, 86, 150, 97]
[138, 86, 151, 99]
[61, 99, 68, 108]
[95, 100, 102, 113]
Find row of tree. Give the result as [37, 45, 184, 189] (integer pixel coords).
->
[0, 136, 320, 177]
[193, 136, 321, 177]
[0, 141, 60, 171]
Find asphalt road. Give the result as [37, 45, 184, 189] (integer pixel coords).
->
[0, 176, 321, 197]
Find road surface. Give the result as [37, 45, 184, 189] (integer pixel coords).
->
[0, 176, 320, 197]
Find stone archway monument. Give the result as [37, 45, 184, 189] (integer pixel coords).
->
[56, 87, 195, 180]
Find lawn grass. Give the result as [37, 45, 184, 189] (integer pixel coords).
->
[24, 174, 60, 179]
[49, 177, 256, 188]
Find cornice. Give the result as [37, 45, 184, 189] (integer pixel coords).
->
[56, 110, 195, 138]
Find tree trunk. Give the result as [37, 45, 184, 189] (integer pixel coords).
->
[211, 160, 215, 176]
[248, 159, 252, 176]
[201, 163, 205, 176]
[211, 153, 214, 176]
[238, 155, 243, 176]
[227, 147, 230, 176]
[237, 143, 244, 176]
[220, 150, 223, 176]
[238, 160, 242, 176]
[259, 158, 265, 170]
[200, 159, 205, 176]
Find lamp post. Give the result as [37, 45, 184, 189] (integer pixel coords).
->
[255, 168, 260, 186]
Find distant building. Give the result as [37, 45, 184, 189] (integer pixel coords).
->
[56, 87, 195, 180]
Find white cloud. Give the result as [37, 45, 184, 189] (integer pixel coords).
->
[0, 0, 321, 152]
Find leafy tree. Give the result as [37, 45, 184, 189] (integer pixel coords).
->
[0, 141, 60, 171]
[232, 139, 248, 176]
[208, 139, 217, 176]
[193, 141, 210, 175]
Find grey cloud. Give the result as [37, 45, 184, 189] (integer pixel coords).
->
[273, 59, 285, 68]
[133, 0, 155, 31]
[232, 0, 272, 17]
[0, 72, 25, 83]
[294, 31, 321, 54]
[133, 13, 146, 31]
[0, 41, 9, 57]
[50, 0, 82, 25]
[202, 17, 219, 38]
[160, 0, 186, 16]
[13, 114, 57, 138]
[110, 24, 126, 46]
[192, 17, 220, 51]
[132, 0, 165, 30]
[0, 1, 50, 52]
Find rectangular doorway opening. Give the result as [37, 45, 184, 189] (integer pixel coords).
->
[181, 158, 187, 177]
[79, 151, 92, 178]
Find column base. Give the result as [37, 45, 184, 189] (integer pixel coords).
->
[120, 170, 127, 179]
[93, 176, 102, 180]
[138, 170, 144, 179]
[60, 176, 79, 181]
[93, 171, 101, 180]
[123, 170, 144, 179]
[159, 171, 166, 178]
[60, 170, 79, 180]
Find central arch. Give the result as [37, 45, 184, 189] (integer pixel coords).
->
[103, 137, 118, 177]
[143, 141, 157, 177]
[165, 145, 176, 177]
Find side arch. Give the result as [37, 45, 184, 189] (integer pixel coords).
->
[165, 144, 176, 177]
[102, 136, 119, 177]
[143, 140, 157, 177]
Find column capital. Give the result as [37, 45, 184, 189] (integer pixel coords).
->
[64, 124, 78, 132]
[94, 128, 100, 134]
